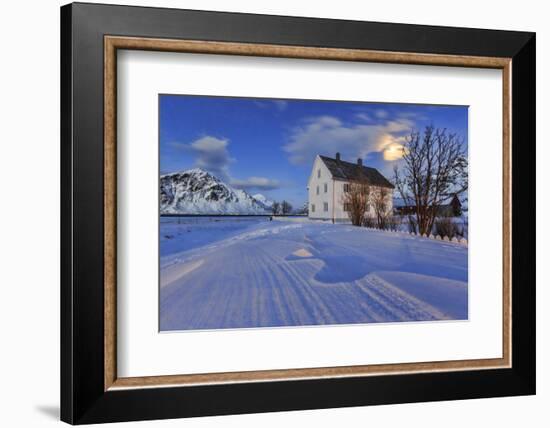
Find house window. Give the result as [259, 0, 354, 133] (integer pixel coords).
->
[323, 202, 329, 212]
[311, 204, 315, 213]
[316, 185, 319, 195]
[343, 183, 350, 193]
[324, 183, 328, 193]
[317, 169, 321, 178]
[344, 203, 351, 212]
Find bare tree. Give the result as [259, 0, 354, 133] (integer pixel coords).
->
[271, 201, 280, 215]
[372, 187, 391, 229]
[281, 200, 293, 215]
[393, 125, 468, 236]
[341, 173, 371, 226]
[296, 202, 308, 215]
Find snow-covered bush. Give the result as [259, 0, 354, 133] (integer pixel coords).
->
[406, 216, 418, 234]
[434, 216, 460, 239]
[385, 215, 402, 232]
[363, 216, 377, 228]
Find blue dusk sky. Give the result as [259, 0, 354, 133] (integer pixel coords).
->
[160, 95, 468, 207]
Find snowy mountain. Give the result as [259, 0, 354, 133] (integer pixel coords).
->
[252, 194, 274, 210]
[160, 168, 270, 215]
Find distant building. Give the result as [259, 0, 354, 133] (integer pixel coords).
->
[307, 153, 394, 222]
[393, 194, 463, 217]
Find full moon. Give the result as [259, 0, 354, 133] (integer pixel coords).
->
[383, 143, 405, 161]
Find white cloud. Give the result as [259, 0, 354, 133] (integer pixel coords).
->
[253, 99, 288, 111]
[173, 136, 234, 181]
[355, 112, 372, 122]
[172, 135, 280, 190]
[231, 176, 280, 191]
[283, 115, 414, 166]
[272, 100, 288, 111]
[375, 109, 389, 119]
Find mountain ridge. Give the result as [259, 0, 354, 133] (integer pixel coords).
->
[160, 168, 270, 215]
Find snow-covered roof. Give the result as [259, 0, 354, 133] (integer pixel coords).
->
[319, 155, 394, 189]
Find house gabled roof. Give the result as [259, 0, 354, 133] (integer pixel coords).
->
[442, 194, 462, 206]
[319, 155, 394, 189]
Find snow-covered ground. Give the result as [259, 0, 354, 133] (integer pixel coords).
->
[160, 217, 468, 331]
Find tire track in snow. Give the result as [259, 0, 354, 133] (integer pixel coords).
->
[356, 273, 447, 321]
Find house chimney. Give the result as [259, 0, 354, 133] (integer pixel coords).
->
[335, 152, 341, 161]
[357, 158, 363, 166]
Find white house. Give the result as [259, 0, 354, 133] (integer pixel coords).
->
[307, 153, 394, 222]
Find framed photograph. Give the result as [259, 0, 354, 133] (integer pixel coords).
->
[61, 2, 535, 424]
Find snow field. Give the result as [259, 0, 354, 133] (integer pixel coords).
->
[160, 217, 468, 330]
